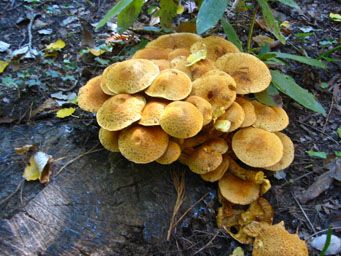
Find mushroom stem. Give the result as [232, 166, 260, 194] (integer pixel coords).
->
[229, 158, 265, 184]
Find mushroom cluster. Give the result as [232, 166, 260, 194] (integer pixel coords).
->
[78, 33, 307, 254]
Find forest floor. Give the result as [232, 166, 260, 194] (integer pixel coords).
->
[0, 0, 340, 255]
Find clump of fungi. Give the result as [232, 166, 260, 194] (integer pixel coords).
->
[78, 33, 308, 255]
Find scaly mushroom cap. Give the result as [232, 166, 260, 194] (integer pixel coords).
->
[215, 102, 245, 132]
[160, 101, 204, 138]
[201, 154, 230, 182]
[190, 59, 216, 80]
[145, 69, 192, 100]
[191, 72, 236, 115]
[170, 56, 192, 78]
[156, 141, 181, 164]
[219, 173, 260, 205]
[139, 100, 167, 126]
[265, 132, 294, 171]
[190, 36, 240, 61]
[146, 32, 202, 49]
[118, 126, 169, 164]
[132, 48, 171, 59]
[96, 94, 146, 131]
[252, 222, 308, 256]
[150, 59, 171, 71]
[101, 65, 117, 95]
[98, 128, 119, 152]
[236, 97, 257, 127]
[186, 96, 213, 125]
[185, 145, 223, 174]
[205, 138, 229, 154]
[232, 127, 283, 168]
[103, 59, 159, 94]
[78, 75, 111, 113]
[252, 101, 289, 132]
[168, 48, 191, 60]
[215, 53, 271, 94]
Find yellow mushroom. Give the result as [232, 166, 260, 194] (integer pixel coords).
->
[98, 128, 119, 152]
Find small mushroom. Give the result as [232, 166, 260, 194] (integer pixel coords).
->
[98, 128, 119, 152]
[103, 59, 160, 94]
[78, 75, 111, 113]
[139, 100, 168, 126]
[145, 69, 192, 100]
[96, 94, 146, 131]
[265, 132, 294, 171]
[215, 53, 271, 94]
[190, 36, 240, 61]
[118, 125, 169, 164]
[185, 96, 213, 125]
[160, 101, 203, 139]
[145, 32, 202, 49]
[251, 100, 289, 132]
[101, 66, 117, 95]
[201, 154, 230, 182]
[132, 47, 171, 59]
[232, 127, 284, 168]
[236, 97, 257, 127]
[219, 173, 260, 205]
[150, 59, 171, 71]
[228, 158, 265, 185]
[215, 102, 245, 132]
[156, 141, 181, 165]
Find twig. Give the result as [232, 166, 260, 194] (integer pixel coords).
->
[321, 97, 334, 133]
[247, 5, 258, 53]
[306, 226, 341, 240]
[55, 145, 102, 177]
[0, 180, 25, 206]
[27, 13, 38, 53]
[278, 167, 322, 188]
[291, 192, 316, 233]
[297, 121, 340, 145]
[167, 170, 185, 241]
[193, 231, 219, 255]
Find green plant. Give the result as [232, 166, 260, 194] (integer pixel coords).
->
[95, 0, 328, 115]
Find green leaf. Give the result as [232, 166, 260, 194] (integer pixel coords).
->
[56, 107, 76, 118]
[221, 18, 243, 51]
[196, 0, 229, 34]
[337, 127, 341, 139]
[117, 0, 144, 32]
[320, 226, 333, 256]
[271, 70, 326, 115]
[254, 84, 282, 107]
[329, 13, 341, 22]
[269, 52, 327, 69]
[306, 150, 327, 159]
[335, 151, 341, 157]
[276, 0, 299, 9]
[159, 0, 178, 29]
[256, 0, 286, 44]
[96, 0, 134, 30]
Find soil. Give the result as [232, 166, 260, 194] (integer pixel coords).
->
[0, 0, 340, 255]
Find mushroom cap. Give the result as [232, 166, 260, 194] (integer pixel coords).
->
[216, 102, 245, 132]
[103, 59, 160, 94]
[96, 94, 146, 131]
[215, 53, 271, 94]
[146, 32, 202, 49]
[168, 48, 191, 60]
[219, 173, 260, 205]
[145, 69, 192, 100]
[156, 141, 181, 164]
[185, 96, 213, 125]
[190, 59, 216, 80]
[132, 47, 171, 60]
[170, 56, 192, 78]
[201, 154, 230, 182]
[98, 128, 119, 152]
[252, 101, 289, 132]
[185, 145, 223, 174]
[101, 66, 117, 95]
[160, 101, 203, 138]
[78, 75, 111, 113]
[118, 126, 169, 164]
[265, 132, 295, 171]
[139, 100, 168, 126]
[182, 132, 210, 148]
[236, 97, 257, 127]
[191, 72, 236, 115]
[232, 127, 284, 168]
[190, 36, 240, 61]
[150, 59, 171, 71]
[252, 222, 308, 256]
[205, 138, 229, 154]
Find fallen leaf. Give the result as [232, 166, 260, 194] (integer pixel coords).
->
[299, 26, 314, 33]
[186, 49, 207, 66]
[310, 234, 341, 255]
[23, 151, 52, 184]
[31, 98, 58, 118]
[306, 150, 327, 159]
[337, 127, 341, 138]
[252, 35, 275, 47]
[0, 60, 9, 73]
[176, 21, 196, 33]
[335, 151, 341, 157]
[45, 39, 66, 51]
[274, 170, 286, 180]
[176, 4, 185, 14]
[0, 41, 10, 52]
[56, 107, 76, 118]
[89, 48, 106, 56]
[329, 13, 341, 22]
[280, 21, 290, 28]
[15, 144, 37, 155]
[230, 246, 244, 256]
